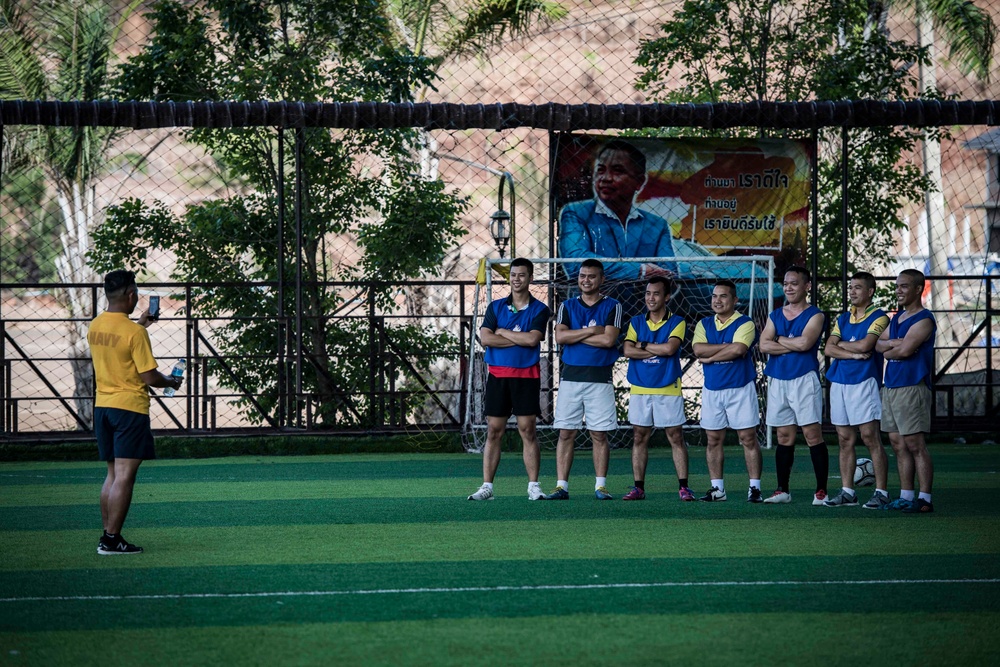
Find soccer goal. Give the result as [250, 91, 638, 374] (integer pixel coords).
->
[461, 255, 776, 454]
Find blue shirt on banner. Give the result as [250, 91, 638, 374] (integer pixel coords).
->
[558, 198, 677, 281]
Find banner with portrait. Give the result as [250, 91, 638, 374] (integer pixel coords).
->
[553, 133, 811, 255]
[552, 133, 813, 316]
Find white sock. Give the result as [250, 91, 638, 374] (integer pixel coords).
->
[900, 489, 915, 501]
[482, 482, 494, 491]
[842, 487, 854, 496]
[749, 478, 761, 490]
[711, 478, 725, 493]
[528, 481, 540, 488]
[595, 476, 607, 490]
[557, 480, 568, 491]
[876, 488, 888, 496]
[918, 492, 932, 503]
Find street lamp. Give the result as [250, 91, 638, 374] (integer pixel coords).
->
[490, 209, 511, 257]
[489, 171, 516, 257]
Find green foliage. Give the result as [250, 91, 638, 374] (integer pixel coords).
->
[94, 0, 469, 428]
[0, 168, 62, 283]
[633, 0, 987, 309]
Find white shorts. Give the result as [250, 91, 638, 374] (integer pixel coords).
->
[553, 381, 618, 432]
[765, 373, 823, 427]
[829, 378, 882, 426]
[700, 381, 760, 431]
[628, 394, 686, 428]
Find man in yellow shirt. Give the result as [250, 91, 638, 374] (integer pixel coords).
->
[88, 270, 183, 555]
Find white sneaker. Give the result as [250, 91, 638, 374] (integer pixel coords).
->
[763, 490, 791, 504]
[527, 485, 544, 501]
[467, 484, 494, 501]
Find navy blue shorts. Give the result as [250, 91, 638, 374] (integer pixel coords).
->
[94, 407, 156, 461]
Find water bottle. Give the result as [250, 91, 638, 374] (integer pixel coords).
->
[163, 359, 186, 397]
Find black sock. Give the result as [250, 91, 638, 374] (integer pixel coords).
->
[776, 445, 795, 492]
[809, 442, 830, 492]
[634, 480, 645, 490]
[678, 477, 688, 489]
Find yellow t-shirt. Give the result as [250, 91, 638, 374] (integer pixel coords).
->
[87, 312, 158, 414]
[692, 312, 756, 347]
[625, 317, 686, 395]
[831, 305, 890, 340]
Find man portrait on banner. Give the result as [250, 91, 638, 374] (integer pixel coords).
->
[558, 139, 678, 316]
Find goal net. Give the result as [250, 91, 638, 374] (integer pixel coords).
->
[462, 255, 776, 453]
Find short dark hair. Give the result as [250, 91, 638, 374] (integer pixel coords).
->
[714, 279, 737, 298]
[104, 270, 136, 299]
[597, 139, 646, 177]
[851, 271, 876, 292]
[580, 258, 605, 275]
[784, 265, 811, 283]
[900, 268, 925, 287]
[510, 257, 534, 276]
[647, 275, 674, 295]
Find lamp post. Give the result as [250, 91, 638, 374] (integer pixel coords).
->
[489, 171, 516, 257]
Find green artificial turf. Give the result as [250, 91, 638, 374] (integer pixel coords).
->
[1, 444, 998, 665]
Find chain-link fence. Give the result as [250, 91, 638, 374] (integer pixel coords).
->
[1, 0, 998, 440]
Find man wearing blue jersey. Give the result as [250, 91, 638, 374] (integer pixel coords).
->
[543, 259, 622, 500]
[622, 276, 694, 501]
[692, 279, 762, 502]
[759, 266, 829, 505]
[876, 269, 937, 513]
[468, 258, 552, 501]
[823, 272, 891, 509]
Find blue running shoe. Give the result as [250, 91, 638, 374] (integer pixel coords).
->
[595, 486, 613, 500]
[543, 486, 569, 500]
[883, 497, 915, 511]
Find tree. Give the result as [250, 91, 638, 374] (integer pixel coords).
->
[91, 0, 469, 427]
[635, 0, 995, 308]
[0, 0, 136, 428]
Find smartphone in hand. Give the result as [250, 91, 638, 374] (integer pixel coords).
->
[148, 295, 160, 321]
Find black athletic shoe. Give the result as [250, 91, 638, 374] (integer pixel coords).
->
[97, 536, 143, 555]
[902, 498, 934, 514]
[747, 486, 763, 503]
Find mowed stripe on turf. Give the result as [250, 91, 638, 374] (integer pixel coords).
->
[3, 612, 1000, 666]
[3, 469, 997, 508]
[1, 515, 997, 572]
[3, 486, 999, 531]
[2, 574, 1000, 634]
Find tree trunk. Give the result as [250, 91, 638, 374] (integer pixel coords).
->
[54, 181, 97, 430]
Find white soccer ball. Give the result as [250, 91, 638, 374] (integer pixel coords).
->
[854, 458, 876, 487]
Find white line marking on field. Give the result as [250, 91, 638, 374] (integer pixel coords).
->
[2, 578, 998, 604]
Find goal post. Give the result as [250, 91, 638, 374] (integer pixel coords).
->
[462, 255, 776, 454]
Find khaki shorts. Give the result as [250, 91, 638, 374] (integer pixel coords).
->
[880, 384, 931, 436]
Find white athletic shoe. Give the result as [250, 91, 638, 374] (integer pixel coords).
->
[527, 485, 544, 501]
[763, 490, 791, 504]
[467, 484, 494, 501]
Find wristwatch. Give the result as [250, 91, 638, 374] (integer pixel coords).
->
[639, 341, 647, 350]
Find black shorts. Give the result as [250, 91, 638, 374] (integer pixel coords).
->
[95, 407, 156, 461]
[484, 375, 541, 418]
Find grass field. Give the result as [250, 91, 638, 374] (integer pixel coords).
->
[2, 443, 999, 665]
